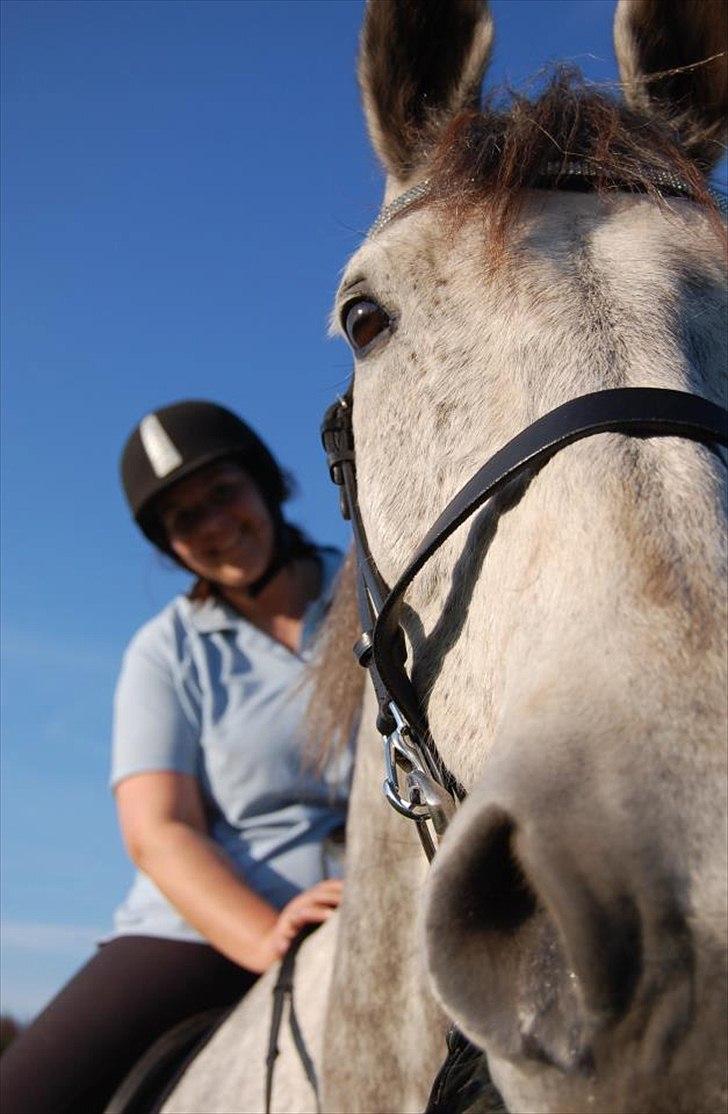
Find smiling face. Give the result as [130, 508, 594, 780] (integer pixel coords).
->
[156, 459, 276, 590]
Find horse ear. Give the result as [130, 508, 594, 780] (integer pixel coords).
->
[358, 0, 494, 187]
[614, 0, 728, 171]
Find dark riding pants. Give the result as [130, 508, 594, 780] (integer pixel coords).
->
[0, 935, 257, 1114]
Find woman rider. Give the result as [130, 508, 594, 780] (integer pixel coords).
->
[0, 399, 350, 1114]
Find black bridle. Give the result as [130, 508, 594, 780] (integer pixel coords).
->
[323, 386, 728, 858]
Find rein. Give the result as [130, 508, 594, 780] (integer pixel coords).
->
[265, 926, 321, 1114]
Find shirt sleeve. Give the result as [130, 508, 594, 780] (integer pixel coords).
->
[110, 624, 201, 788]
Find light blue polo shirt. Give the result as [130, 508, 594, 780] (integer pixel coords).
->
[109, 549, 351, 942]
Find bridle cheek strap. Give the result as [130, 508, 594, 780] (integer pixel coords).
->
[323, 387, 728, 859]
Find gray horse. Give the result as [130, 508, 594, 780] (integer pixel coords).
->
[164, 1, 727, 1111]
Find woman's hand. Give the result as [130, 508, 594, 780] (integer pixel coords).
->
[116, 772, 344, 974]
[253, 879, 343, 972]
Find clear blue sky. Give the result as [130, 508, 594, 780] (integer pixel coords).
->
[2, 0, 724, 1021]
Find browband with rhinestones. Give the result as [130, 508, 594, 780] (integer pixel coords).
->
[368, 165, 728, 238]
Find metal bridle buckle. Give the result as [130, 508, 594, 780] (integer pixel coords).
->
[382, 703, 456, 861]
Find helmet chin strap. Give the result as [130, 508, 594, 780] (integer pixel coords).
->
[245, 514, 292, 599]
[167, 511, 293, 600]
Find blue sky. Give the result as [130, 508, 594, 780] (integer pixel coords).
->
[2, 0, 724, 1021]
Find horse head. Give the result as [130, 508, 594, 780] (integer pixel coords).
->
[331, 2, 727, 1110]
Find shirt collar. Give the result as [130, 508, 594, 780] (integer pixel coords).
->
[186, 594, 240, 634]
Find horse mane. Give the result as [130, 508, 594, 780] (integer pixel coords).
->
[306, 65, 725, 766]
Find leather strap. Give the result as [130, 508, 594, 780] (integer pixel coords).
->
[265, 926, 321, 1114]
[322, 395, 408, 735]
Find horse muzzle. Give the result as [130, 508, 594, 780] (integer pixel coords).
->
[421, 728, 719, 1086]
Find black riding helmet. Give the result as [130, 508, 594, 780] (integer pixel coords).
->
[120, 400, 298, 595]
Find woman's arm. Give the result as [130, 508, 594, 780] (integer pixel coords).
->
[115, 771, 340, 973]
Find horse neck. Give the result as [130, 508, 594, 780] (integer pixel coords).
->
[321, 685, 448, 1111]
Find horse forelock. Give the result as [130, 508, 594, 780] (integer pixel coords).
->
[391, 67, 725, 258]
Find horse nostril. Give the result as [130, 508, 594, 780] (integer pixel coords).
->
[426, 798, 655, 1070]
[441, 805, 644, 1022]
[450, 816, 537, 936]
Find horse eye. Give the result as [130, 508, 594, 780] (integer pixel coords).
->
[342, 299, 391, 355]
